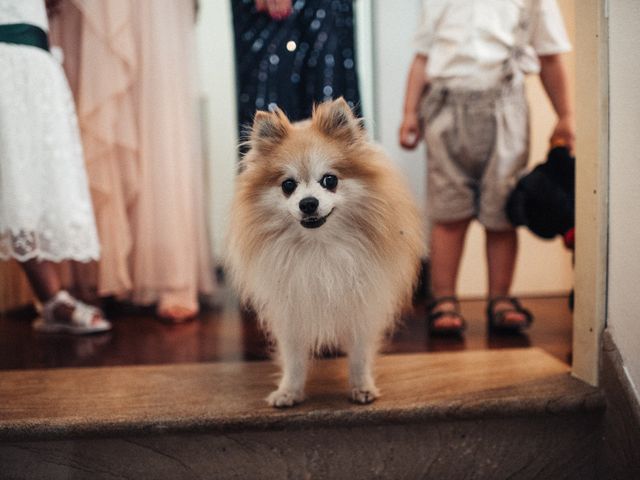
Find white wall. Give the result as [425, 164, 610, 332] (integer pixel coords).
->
[369, 0, 427, 215]
[607, 0, 640, 400]
[196, 0, 238, 261]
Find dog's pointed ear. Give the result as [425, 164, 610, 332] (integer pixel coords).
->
[312, 97, 363, 143]
[250, 109, 290, 155]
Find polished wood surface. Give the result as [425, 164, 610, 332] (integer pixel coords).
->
[0, 290, 572, 371]
[0, 348, 600, 441]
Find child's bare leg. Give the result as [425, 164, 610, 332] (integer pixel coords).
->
[485, 229, 527, 326]
[70, 260, 99, 306]
[430, 218, 471, 329]
[20, 259, 61, 302]
[20, 259, 101, 325]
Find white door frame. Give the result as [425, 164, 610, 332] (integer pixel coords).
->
[572, 0, 609, 386]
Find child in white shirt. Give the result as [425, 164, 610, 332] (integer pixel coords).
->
[399, 0, 574, 335]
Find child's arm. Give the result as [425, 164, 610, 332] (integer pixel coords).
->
[399, 54, 429, 150]
[539, 53, 575, 152]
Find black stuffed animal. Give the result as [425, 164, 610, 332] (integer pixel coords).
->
[506, 146, 575, 244]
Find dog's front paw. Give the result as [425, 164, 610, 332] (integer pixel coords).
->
[350, 386, 380, 405]
[267, 389, 304, 408]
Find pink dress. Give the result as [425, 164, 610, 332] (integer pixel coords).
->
[50, 0, 214, 314]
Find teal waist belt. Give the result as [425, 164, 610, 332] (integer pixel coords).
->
[0, 23, 49, 51]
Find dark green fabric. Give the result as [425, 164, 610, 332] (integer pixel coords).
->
[0, 23, 49, 52]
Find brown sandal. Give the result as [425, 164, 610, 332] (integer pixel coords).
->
[427, 296, 467, 337]
[487, 296, 533, 334]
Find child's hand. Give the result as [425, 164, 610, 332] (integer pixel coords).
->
[550, 114, 575, 153]
[399, 113, 422, 150]
[256, 0, 293, 20]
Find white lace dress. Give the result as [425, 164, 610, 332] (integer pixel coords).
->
[0, 0, 99, 262]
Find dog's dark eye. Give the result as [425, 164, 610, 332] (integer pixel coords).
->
[281, 178, 297, 195]
[320, 174, 338, 190]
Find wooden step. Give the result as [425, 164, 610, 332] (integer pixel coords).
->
[0, 349, 604, 479]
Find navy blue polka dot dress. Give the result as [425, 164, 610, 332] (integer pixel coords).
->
[232, 0, 362, 145]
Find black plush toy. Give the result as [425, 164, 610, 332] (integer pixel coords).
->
[506, 146, 575, 245]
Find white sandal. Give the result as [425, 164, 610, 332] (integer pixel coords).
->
[32, 290, 112, 335]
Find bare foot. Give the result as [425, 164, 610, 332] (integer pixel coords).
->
[492, 300, 527, 326]
[34, 291, 111, 334]
[53, 303, 104, 327]
[428, 297, 466, 335]
[431, 300, 464, 330]
[488, 297, 532, 331]
[157, 305, 198, 324]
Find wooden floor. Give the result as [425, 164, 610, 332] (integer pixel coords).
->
[0, 347, 604, 480]
[0, 348, 597, 441]
[0, 289, 573, 371]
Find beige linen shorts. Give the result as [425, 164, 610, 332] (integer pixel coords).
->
[421, 81, 529, 231]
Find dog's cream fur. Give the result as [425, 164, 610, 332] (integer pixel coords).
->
[226, 98, 424, 407]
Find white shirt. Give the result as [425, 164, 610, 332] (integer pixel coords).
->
[413, 0, 571, 87]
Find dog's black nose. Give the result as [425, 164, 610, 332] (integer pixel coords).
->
[299, 197, 319, 214]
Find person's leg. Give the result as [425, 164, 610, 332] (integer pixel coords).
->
[430, 218, 472, 329]
[157, 288, 198, 324]
[20, 259, 61, 302]
[20, 259, 104, 326]
[70, 260, 100, 306]
[485, 228, 527, 326]
[480, 83, 531, 329]
[422, 86, 476, 333]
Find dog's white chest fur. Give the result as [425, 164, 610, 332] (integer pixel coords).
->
[248, 232, 393, 351]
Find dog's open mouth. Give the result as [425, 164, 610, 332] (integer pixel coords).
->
[300, 210, 333, 229]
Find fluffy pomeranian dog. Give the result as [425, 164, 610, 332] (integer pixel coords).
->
[226, 98, 423, 407]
